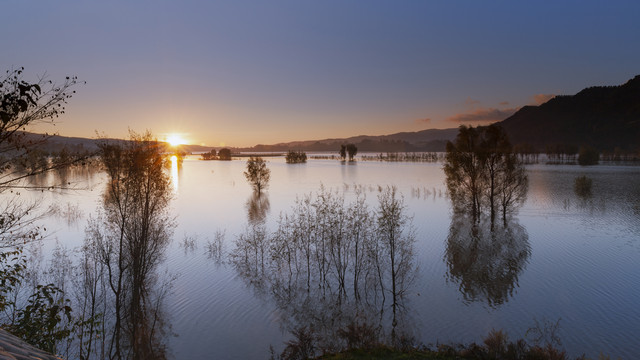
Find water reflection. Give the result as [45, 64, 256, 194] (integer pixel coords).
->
[231, 187, 418, 357]
[444, 214, 531, 308]
[170, 155, 179, 194]
[246, 192, 270, 225]
[76, 134, 174, 360]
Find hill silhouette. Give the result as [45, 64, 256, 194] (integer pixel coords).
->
[499, 75, 640, 151]
[20, 76, 640, 154]
[242, 128, 458, 152]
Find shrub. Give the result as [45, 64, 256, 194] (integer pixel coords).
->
[218, 148, 232, 160]
[201, 149, 217, 160]
[285, 150, 307, 164]
[578, 146, 599, 165]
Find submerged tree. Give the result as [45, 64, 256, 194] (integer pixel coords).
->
[82, 131, 174, 360]
[217, 148, 232, 160]
[346, 144, 358, 161]
[230, 186, 417, 357]
[444, 125, 528, 222]
[244, 156, 270, 195]
[285, 150, 307, 164]
[376, 186, 415, 311]
[444, 126, 484, 216]
[578, 146, 599, 166]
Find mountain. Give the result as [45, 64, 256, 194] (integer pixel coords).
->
[499, 75, 640, 151]
[242, 128, 458, 152]
[24, 76, 640, 154]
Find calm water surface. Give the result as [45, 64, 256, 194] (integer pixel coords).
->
[20, 157, 640, 359]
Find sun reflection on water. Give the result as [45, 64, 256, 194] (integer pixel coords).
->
[170, 155, 179, 194]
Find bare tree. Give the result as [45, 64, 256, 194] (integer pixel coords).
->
[85, 131, 174, 360]
[376, 186, 415, 311]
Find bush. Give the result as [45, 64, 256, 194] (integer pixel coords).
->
[285, 150, 307, 164]
[201, 149, 217, 160]
[1, 249, 75, 354]
[218, 148, 232, 160]
[578, 146, 599, 165]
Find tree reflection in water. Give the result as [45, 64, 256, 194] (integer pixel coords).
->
[77, 133, 174, 360]
[231, 187, 418, 357]
[246, 191, 270, 225]
[445, 214, 530, 308]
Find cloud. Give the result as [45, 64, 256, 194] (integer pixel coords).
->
[414, 118, 431, 125]
[499, 101, 510, 106]
[465, 97, 481, 107]
[447, 107, 519, 123]
[532, 94, 555, 105]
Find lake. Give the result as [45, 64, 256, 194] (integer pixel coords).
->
[13, 155, 640, 359]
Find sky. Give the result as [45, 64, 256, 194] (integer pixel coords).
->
[2, 0, 639, 147]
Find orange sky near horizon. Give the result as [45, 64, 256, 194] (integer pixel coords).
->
[6, 1, 639, 148]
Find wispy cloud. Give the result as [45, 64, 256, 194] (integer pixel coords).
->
[447, 107, 519, 123]
[465, 97, 481, 107]
[532, 94, 555, 105]
[414, 118, 431, 125]
[499, 101, 510, 106]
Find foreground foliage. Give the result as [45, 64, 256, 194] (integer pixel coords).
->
[313, 329, 588, 360]
[0, 68, 84, 355]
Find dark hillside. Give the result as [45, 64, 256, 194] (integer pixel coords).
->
[499, 75, 640, 151]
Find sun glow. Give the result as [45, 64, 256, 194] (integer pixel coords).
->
[166, 134, 187, 146]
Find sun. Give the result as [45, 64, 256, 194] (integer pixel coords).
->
[166, 134, 186, 146]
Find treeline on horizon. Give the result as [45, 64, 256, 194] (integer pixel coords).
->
[17, 74, 640, 160]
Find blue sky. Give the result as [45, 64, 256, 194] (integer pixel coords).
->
[2, 0, 639, 146]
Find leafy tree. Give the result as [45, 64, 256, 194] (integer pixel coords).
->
[0, 68, 84, 189]
[498, 153, 528, 220]
[444, 125, 528, 222]
[339, 144, 347, 160]
[244, 156, 270, 194]
[218, 148, 232, 160]
[346, 143, 358, 161]
[444, 126, 485, 216]
[479, 125, 512, 220]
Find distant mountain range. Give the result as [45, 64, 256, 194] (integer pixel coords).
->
[500, 74, 640, 151]
[239, 128, 459, 152]
[241, 74, 640, 153]
[28, 75, 640, 154]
